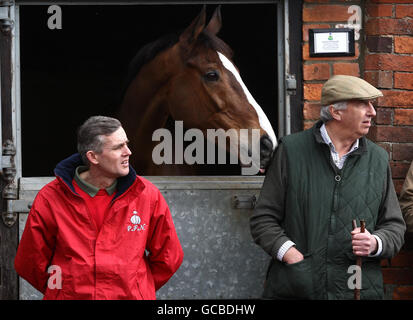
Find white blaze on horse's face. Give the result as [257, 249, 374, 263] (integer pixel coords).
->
[217, 51, 277, 150]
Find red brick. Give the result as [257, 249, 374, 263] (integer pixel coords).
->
[365, 54, 413, 72]
[365, 18, 413, 36]
[394, 181, 402, 194]
[303, 102, 321, 120]
[383, 268, 413, 285]
[303, 5, 353, 22]
[395, 36, 413, 54]
[364, 70, 393, 89]
[394, 179, 405, 195]
[393, 143, 413, 161]
[368, 125, 413, 143]
[303, 63, 330, 80]
[394, 72, 413, 90]
[366, 4, 393, 18]
[303, 24, 330, 42]
[393, 286, 413, 300]
[385, 250, 413, 268]
[394, 109, 413, 125]
[303, 43, 360, 61]
[333, 63, 360, 76]
[390, 161, 410, 179]
[303, 83, 323, 101]
[375, 107, 393, 125]
[396, 5, 413, 18]
[366, 36, 393, 53]
[378, 90, 413, 107]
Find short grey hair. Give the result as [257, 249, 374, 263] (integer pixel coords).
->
[77, 116, 122, 165]
[320, 101, 348, 123]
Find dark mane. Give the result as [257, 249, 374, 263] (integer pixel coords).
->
[119, 32, 180, 100]
[198, 31, 233, 60]
[119, 30, 233, 102]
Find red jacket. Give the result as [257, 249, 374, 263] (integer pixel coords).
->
[15, 154, 184, 300]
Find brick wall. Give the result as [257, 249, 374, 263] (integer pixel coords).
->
[302, 1, 363, 130]
[302, 0, 413, 300]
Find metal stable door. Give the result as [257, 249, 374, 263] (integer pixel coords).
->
[0, 1, 21, 300]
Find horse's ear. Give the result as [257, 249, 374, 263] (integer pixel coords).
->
[179, 5, 206, 45]
[205, 5, 222, 35]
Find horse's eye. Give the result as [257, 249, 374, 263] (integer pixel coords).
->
[204, 70, 219, 82]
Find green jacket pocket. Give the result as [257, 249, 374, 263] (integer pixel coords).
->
[264, 253, 314, 300]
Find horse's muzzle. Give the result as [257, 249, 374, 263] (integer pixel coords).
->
[260, 134, 273, 169]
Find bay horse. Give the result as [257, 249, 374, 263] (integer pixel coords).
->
[118, 6, 277, 175]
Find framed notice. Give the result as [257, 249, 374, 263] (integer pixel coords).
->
[309, 28, 355, 57]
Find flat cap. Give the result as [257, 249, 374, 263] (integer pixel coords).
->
[321, 75, 383, 106]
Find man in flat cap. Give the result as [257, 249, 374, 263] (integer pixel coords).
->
[250, 75, 406, 300]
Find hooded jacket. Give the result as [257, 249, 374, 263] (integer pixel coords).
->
[15, 154, 184, 300]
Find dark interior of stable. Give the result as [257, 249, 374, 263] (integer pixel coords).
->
[20, 4, 278, 177]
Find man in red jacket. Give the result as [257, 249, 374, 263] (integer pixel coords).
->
[15, 115, 184, 299]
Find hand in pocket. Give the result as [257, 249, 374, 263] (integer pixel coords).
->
[283, 246, 304, 264]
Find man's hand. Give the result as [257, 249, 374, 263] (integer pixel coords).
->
[282, 246, 304, 264]
[351, 227, 378, 256]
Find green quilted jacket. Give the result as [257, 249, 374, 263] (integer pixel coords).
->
[251, 121, 406, 300]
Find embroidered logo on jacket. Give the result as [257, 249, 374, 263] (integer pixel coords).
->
[127, 210, 146, 232]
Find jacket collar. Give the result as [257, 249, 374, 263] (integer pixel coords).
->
[74, 166, 117, 197]
[54, 153, 142, 201]
[312, 120, 368, 156]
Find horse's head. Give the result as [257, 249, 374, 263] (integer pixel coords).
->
[165, 6, 277, 173]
